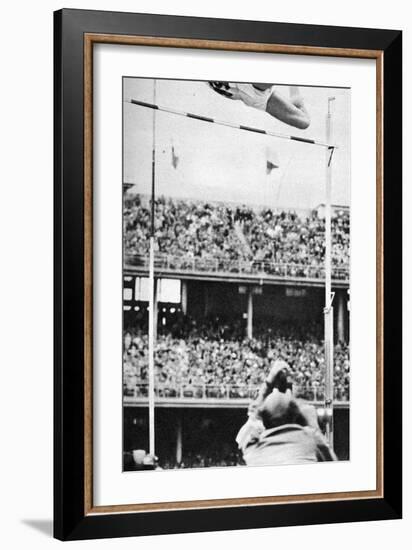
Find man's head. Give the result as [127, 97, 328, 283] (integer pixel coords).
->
[258, 389, 308, 429]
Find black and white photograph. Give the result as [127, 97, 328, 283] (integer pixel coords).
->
[0, 1, 405, 545]
[122, 77, 350, 471]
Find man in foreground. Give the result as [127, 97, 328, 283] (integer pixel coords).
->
[236, 361, 336, 466]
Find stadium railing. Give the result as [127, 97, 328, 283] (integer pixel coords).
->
[124, 253, 349, 282]
[123, 382, 349, 402]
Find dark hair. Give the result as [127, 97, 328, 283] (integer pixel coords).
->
[272, 369, 290, 393]
[260, 400, 308, 430]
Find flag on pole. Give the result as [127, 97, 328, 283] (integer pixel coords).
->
[266, 147, 280, 175]
[171, 142, 179, 169]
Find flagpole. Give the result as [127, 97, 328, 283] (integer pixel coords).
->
[324, 97, 335, 448]
[148, 80, 157, 456]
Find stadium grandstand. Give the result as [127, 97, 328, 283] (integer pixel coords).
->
[123, 192, 350, 468]
[124, 194, 350, 282]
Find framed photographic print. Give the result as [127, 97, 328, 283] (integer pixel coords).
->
[54, 8, 402, 541]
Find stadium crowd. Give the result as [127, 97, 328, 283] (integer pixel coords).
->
[123, 316, 350, 402]
[123, 194, 350, 278]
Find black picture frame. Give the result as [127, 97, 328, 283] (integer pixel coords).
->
[54, 8, 402, 541]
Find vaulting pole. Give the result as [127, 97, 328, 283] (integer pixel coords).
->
[128, 99, 337, 149]
[148, 80, 157, 456]
[324, 97, 335, 448]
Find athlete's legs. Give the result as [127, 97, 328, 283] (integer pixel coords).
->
[266, 87, 310, 130]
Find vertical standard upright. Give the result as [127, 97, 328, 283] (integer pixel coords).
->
[148, 80, 157, 456]
[324, 97, 335, 448]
